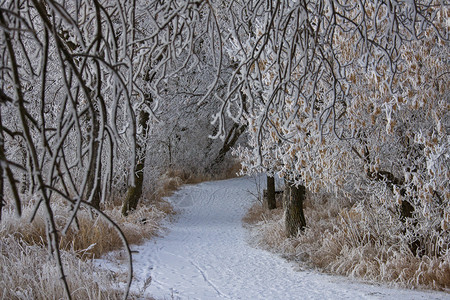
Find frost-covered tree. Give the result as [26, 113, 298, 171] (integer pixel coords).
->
[120, 0, 229, 215]
[0, 0, 145, 296]
[122, 1, 197, 214]
[224, 1, 448, 242]
[0, 1, 141, 296]
[0, 0, 225, 297]
[143, 61, 242, 182]
[138, 1, 245, 190]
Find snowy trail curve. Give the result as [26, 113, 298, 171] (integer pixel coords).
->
[129, 177, 447, 299]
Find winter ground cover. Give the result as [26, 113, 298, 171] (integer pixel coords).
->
[98, 177, 449, 299]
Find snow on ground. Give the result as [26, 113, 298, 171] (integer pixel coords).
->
[100, 177, 448, 299]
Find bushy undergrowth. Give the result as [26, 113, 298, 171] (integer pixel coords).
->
[1, 165, 239, 299]
[0, 200, 170, 299]
[0, 235, 126, 300]
[0, 182, 176, 299]
[1, 199, 172, 259]
[245, 191, 450, 292]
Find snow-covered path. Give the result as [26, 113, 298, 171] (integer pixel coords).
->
[129, 177, 447, 299]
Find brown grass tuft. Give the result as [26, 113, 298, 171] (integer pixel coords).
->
[242, 203, 266, 225]
[245, 190, 450, 291]
[165, 161, 242, 186]
[0, 235, 127, 299]
[0, 175, 177, 298]
[1, 199, 173, 260]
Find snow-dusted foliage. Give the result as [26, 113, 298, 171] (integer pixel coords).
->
[1, 1, 142, 296]
[143, 53, 239, 180]
[0, 0, 222, 297]
[139, 1, 242, 182]
[225, 1, 448, 257]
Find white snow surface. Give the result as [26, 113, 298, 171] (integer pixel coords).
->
[101, 177, 448, 299]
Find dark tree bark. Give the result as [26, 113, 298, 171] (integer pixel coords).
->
[19, 142, 28, 195]
[206, 89, 248, 174]
[353, 145, 415, 221]
[207, 123, 246, 173]
[283, 181, 306, 237]
[122, 110, 150, 216]
[264, 175, 276, 210]
[84, 110, 101, 210]
[121, 160, 145, 216]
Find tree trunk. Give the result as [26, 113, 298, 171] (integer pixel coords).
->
[122, 110, 150, 216]
[264, 175, 276, 210]
[0, 107, 21, 219]
[85, 153, 101, 209]
[19, 142, 28, 194]
[206, 123, 246, 173]
[121, 160, 145, 216]
[283, 181, 306, 237]
[84, 114, 101, 210]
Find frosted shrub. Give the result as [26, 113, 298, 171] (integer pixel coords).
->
[1, 200, 170, 259]
[0, 235, 125, 299]
[245, 191, 450, 290]
[0, 197, 173, 298]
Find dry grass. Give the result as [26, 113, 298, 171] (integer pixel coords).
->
[1, 199, 173, 259]
[0, 200, 171, 299]
[244, 191, 450, 292]
[0, 164, 238, 299]
[242, 195, 283, 226]
[242, 203, 266, 225]
[0, 172, 178, 299]
[0, 235, 127, 299]
[164, 161, 242, 186]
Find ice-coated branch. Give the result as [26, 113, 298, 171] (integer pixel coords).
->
[0, 0, 228, 296]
